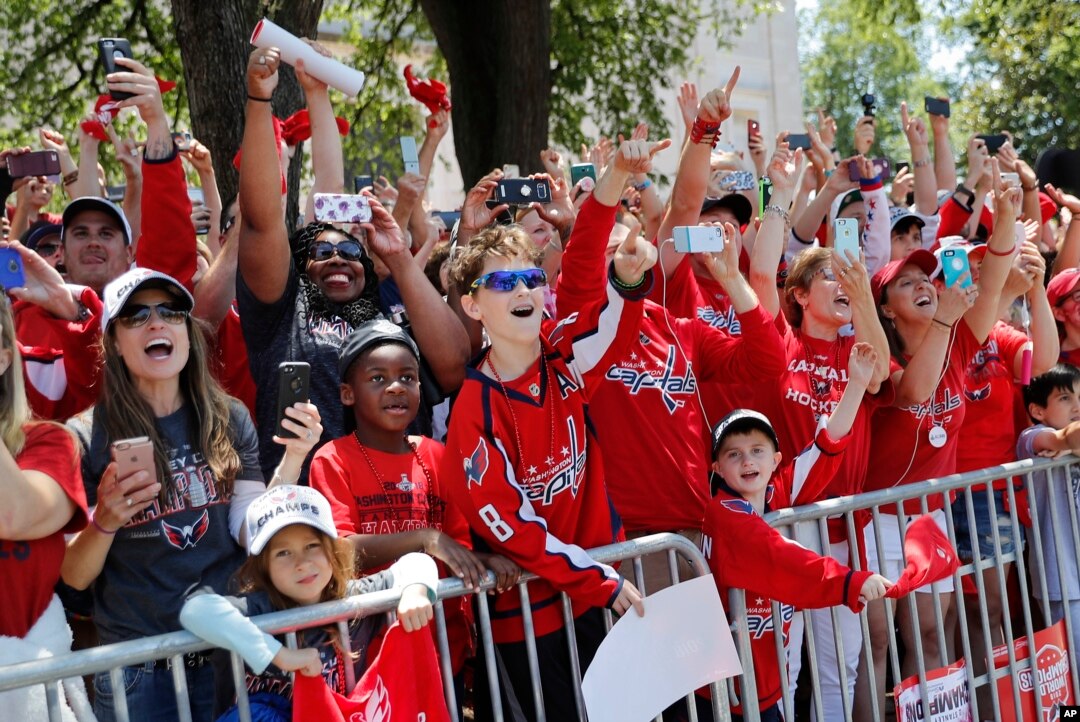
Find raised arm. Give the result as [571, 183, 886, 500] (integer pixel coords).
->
[928, 99, 956, 191]
[105, 127, 143, 247]
[790, 159, 859, 244]
[964, 161, 1023, 342]
[192, 216, 240, 328]
[656, 69, 740, 279]
[301, 43, 345, 199]
[182, 140, 223, 255]
[1046, 184, 1080, 275]
[891, 283, 974, 407]
[834, 251, 890, 386]
[362, 196, 469, 393]
[238, 47, 291, 305]
[38, 128, 79, 201]
[901, 103, 939, 216]
[750, 145, 797, 318]
[74, 118, 104, 199]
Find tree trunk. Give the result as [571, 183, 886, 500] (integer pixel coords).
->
[169, 0, 323, 227]
[420, 0, 551, 187]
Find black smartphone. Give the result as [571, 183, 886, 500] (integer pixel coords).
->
[848, 157, 891, 182]
[978, 134, 1008, 153]
[924, 96, 950, 118]
[98, 38, 134, 100]
[6, 151, 61, 178]
[494, 178, 551, 204]
[896, 161, 911, 175]
[353, 175, 374, 193]
[786, 133, 812, 151]
[275, 362, 310, 439]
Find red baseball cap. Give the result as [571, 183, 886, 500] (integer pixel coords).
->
[1047, 268, 1080, 307]
[1040, 191, 1059, 224]
[871, 249, 939, 305]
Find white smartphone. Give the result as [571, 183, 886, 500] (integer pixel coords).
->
[673, 226, 725, 253]
[833, 218, 859, 262]
[400, 136, 420, 175]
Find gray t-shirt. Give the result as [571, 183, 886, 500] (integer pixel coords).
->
[68, 399, 262, 644]
[1017, 425, 1080, 601]
[237, 265, 377, 481]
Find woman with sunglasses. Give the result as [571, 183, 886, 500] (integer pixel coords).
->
[238, 47, 468, 482]
[854, 167, 1020, 722]
[60, 267, 323, 722]
[0, 293, 95, 719]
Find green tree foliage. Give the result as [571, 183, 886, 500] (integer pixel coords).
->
[798, 0, 951, 163]
[945, 0, 1080, 157]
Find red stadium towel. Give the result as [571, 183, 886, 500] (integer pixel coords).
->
[292, 621, 450, 722]
[885, 515, 960, 598]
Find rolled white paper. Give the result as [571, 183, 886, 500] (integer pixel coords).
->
[250, 18, 366, 98]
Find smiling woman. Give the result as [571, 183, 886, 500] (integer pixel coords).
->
[59, 267, 269, 722]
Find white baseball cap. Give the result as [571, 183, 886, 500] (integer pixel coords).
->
[101, 267, 194, 333]
[245, 485, 338, 555]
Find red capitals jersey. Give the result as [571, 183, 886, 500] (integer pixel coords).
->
[957, 322, 1027, 490]
[701, 427, 871, 713]
[864, 319, 982, 513]
[442, 269, 651, 642]
[555, 196, 787, 532]
[753, 314, 894, 541]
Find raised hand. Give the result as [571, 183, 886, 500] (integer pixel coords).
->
[846, 342, 878, 389]
[697, 67, 741, 125]
[900, 102, 929, 149]
[273, 401, 323, 454]
[612, 138, 673, 176]
[247, 46, 281, 100]
[459, 170, 508, 237]
[426, 109, 451, 143]
[966, 135, 989, 185]
[936, 276, 978, 325]
[1044, 183, 1080, 214]
[613, 222, 658, 286]
[816, 109, 838, 149]
[372, 175, 398, 206]
[539, 148, 565, 181]
[677, 81, 699, 132]
[766, 146, 801, 196]
[529, 173, 574, 237]
[890, 167, 914, 206]
[38, 128, 70, 156]
[108, 57, 167, 128]
[702, 222, 742, 285]
[853, 116, 875, 155]
[990, 157, 1023, 220]
[927, 97, 950, 136]
[295, 39, 332, 94]
[359, 194, 409, 259]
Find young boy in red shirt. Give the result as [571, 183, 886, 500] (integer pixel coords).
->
[700, 343, 892, 721]
[442, 221, 654, 721]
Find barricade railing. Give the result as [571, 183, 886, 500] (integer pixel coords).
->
[0, 532, 730, 722]
[726, 454, 1080, 722]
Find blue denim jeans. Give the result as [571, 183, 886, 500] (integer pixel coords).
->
[93, 660, 215, 722]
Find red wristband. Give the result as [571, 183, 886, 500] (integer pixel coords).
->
[91, 512, 117, 535]
[986, 244, 1014, 257]
[690, 117, 722, 147]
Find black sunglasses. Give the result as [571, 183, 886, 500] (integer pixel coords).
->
[309, 239, 364, 263]
[116, 302, 189, 329]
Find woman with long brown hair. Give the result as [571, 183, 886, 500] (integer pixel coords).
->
[60, 268, 322, 722]
[0, 280, 93, 720]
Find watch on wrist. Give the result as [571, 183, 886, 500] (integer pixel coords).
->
[953, 183, 975, 208]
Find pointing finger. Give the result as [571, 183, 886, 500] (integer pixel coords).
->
[724, 66, 741, 97]
[900, 101, 910, 128]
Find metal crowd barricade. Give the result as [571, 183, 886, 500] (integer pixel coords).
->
[0, 533, 733, 722]
[724, 455, 1080, 722]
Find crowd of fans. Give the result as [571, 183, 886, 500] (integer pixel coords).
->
[2, 33, 1079, 722]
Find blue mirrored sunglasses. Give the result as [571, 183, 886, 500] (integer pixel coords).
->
[468, 268, 548, 295]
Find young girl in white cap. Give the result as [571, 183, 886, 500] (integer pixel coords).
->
[179, 484, 438, 722]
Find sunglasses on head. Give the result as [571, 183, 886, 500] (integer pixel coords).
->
[309, 239, 364, 263]
[116, 302, 189, 329]
[469, 268, 548, 294]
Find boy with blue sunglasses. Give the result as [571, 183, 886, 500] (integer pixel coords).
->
[441, 201, 657, 721]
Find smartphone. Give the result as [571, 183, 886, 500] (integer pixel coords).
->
[896, 161, 911, 175]
[276, 362, 311, 439]
[673, 225, 725, 253]
[0, 249, 25, 290]
[502, 164, 520, 179]
[187, 188, 209, 234]
[833, 218, 860, 261]
[98, 38, 134, 100]
[748, 119, 761, 137]
[400, 136, 420, 174]
[111, 436, 157, 486]
[570, 163, 597, 186]
[978, 134, 1008, 153]
[716, 170, 756, 192]
[7, 151, 61, 178]
[941, 248, 973, 289]
[431, 210, 460, 231]
[848, 158, 890, 182]
[999, 172, 1021, 188]
[924, 96, 951, 118]
[758, 177, 773, 217]
[171, 132, 192, 152]
[106, 185, 126, 202]
[313, 193, 373, 224]
[786, 133, 812, 151]
[353, 175, 373, 193]
[494, 178, 551, 204]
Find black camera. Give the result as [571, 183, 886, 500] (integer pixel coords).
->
[861, 93, 876, 117]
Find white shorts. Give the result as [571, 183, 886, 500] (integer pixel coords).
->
[864, 509, 955, 594]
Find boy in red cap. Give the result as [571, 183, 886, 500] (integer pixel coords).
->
[698, 343, 892, 721]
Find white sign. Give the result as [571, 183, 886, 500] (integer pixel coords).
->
[582, 575, 742, 722]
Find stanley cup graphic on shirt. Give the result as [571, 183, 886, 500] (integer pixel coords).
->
[186, 464, 209, 508]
